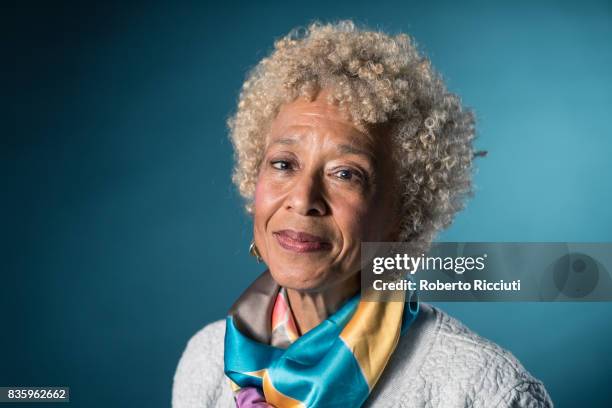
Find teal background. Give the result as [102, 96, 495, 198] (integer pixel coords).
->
[4, 0, 611, 406]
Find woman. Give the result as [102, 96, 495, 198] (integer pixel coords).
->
[173, 21, 552, 407]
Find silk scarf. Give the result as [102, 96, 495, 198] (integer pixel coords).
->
[224, 271, 419, 407]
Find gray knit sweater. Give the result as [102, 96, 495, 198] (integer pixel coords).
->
[172, 303, 553, 407]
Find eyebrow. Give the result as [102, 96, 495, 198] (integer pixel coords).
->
[269, 137, 298, 146]
[337, 144, 375, 161]
[268, 137, 376, 163]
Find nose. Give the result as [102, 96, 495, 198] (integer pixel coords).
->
[285, 171, 327, 216]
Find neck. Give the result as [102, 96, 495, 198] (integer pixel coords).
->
[285, 273, 360, 335]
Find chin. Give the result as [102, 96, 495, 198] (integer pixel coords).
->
[268, 265, 329, 292]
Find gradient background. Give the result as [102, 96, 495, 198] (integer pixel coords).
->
[4, 0, 612, 406]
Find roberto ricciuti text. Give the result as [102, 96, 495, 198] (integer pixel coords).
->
[373, 279, 522, 292]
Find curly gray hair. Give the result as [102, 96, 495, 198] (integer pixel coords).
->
[228, 20, 477, 252]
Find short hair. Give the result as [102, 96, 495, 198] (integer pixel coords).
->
[228, 20, 476, 252]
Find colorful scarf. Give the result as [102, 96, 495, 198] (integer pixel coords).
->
[224, 271, 419, 407]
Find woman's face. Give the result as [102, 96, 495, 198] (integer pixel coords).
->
[253, 90, 400, 293]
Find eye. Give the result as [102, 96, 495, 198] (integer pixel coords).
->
[271, 160, 292, 171]
[334, 168, 362, 182]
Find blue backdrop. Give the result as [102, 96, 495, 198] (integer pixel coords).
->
[4, 0, 611, 406]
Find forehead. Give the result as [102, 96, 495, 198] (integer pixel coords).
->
[267, 94, 376, 150]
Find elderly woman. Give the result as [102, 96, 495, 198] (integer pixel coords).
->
[173, 21, 552, 407]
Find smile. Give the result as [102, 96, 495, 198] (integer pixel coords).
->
[273, 230, 332, 253]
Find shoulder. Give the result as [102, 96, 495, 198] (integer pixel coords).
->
[368, 304, 553, 407]
[172, 319, 234, 408]
[426, 304, 552, 407]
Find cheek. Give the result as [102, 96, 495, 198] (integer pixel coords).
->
[253, 180, 270, 228]
[333, 194, 390, 243]
[253, 179, 265, 213]
[332, 198, 371, 240]
[364, 193, 398, 241]
[253, 177, 284, 227]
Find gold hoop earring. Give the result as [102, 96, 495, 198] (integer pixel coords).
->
[249, 241, 262, 263]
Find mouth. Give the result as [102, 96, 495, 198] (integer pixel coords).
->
[273, 229, 332, 253]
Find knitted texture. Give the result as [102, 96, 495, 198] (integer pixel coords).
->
[172, 304, 553, 408]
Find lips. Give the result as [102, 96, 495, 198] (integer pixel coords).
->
[273, 229, 332, 253]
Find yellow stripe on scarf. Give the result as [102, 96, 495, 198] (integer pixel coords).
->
[339, 299, 406, 390]
[229, 369, 266, 392]
[262, 369, 305, 408]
